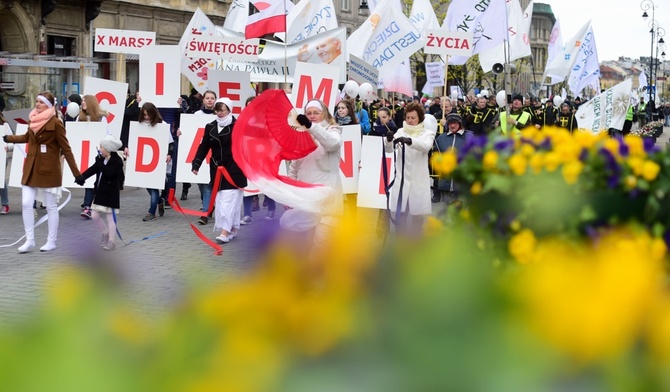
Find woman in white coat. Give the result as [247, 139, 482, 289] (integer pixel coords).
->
[384, 101, 437, 234]
[284, 99, 343, 249]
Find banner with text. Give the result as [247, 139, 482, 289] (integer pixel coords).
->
[94, 28, 156, 54]
[291, 61, 340, 110]
[282, 0, 338, 44]
[180, 8, 218, 93]
[423, 29, 473, 57]
[125, 122, 171, 190]
[140, 45, 181, 108]
[219, 26, 347, 83]
[348, 54, 379, 87]
[357, 135, 394, 209]
[82, 77, 129, 140]
[185, 36, 260, 62]
[576, 79, 631, 133]
[339, 125, 363, 194]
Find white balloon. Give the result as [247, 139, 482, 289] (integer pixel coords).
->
[496, 90, 507, 107]
[66, 102, 80, 118]
[359, 82, 374, 101]
[481, 89, 490, 98]
[424, 114, 438, 132]
[553, 96, 564, 106]
[343, 80, 359, 98]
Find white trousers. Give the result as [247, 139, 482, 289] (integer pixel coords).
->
[22, 185, 59, 244]
[213, 189, 243, 233]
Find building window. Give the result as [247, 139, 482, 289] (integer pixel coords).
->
[341, 0, 350, 12]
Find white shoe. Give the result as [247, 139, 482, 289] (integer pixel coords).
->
[18, 241, 35, 253]
[40, 242, 56, 252]
[229, 232, 237, 239]
[240, 216, 253, 225]
[215, 235, 230, 243]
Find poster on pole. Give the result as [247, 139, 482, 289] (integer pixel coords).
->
[207, 70, 253, 116]
[83, 77, 129, 140]
[339, 125, 362, 194]
[62, 122, 109, 188]
[176, 114, 216, 185]
[291, 61, 340, 111]
[348, 54, 379, 87]
[139, 45, 181, 108]
[125, 122, 171, 190]
[357, 136, 394, 209]
[424, 30, 473, 56]
[95, 28, 156, 54]
[185, 36, 260, 62]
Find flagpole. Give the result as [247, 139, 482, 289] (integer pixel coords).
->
[442, 55, 448, 123]
[283, 0, 288, 90]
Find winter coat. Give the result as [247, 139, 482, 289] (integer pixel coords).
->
[384, 121, 436, 215]
[370, 119, 398, 137]
[192, 118, 247, 191]
[80, 152, 124, 209]
[288, 120, 343, 216]
[6, 115, 81, 188]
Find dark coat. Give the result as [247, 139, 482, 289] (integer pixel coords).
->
[6, 115, 81, 188]
[192, 118, 247, 191]
[80, 152, 124, 209]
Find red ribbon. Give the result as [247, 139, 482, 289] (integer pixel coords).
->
[168, 188, 222, 256]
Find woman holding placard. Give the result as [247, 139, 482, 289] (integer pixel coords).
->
[2, 91, 82, 253]
[77, 94, 109, 220]
[139, 102, 173, 222]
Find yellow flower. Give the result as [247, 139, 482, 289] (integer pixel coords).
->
[470, 181, 482, 195]
[431, 150, 458, 175]
[508, 154, 527, 176]
[626, 156, 645, 176]
[482, 150, 499, 171]
[562, 160, 583, 185]
[529, 153, 544, 174]
[543, 152, 561, 172]
[625, 175, 637, 189]
[624, 135, 646, 157]
[520, 143, 536, 157]
[603, 138, 621, 158]
[508, 228, 537, 264]
[459, 208, 471, 220]
[642, 160, 660, 182]
[573, 130, 598, 150]
[423, 216, 443, 237]
[509, 219, 521, 232]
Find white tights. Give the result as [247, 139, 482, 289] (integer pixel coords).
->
[91, 209, 117, 243]
[21, 186, 58, 245]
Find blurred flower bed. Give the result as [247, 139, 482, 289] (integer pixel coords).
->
[5, 128, 670, 390]
[632, 120, 664, 138]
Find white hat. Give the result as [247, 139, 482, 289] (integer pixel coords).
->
[100, 135, 122, 152]
[215, 97, 233, 112]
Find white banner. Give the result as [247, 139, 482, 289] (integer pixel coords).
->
[348, 54, 379, 86]
[125, 122, 171, 190]
[478, 0, 532, 73]
[283, 0, 338, 44]
[425, 62, 445, 87]
[62, 122, 109, 188]
[291, 61, 340, 110]
[443, 0, 507, 65]
[0, 124, 8, 188]
[207, 70, 253, 116]
[180, 8, 218, 94]
[94, 28, 156, 54]
[357, 135, 394, 209]
[424, 30, 473, 56]
[339, 125, 362, 194]
[2, 109, 31, 134]
[176, 114, 216, 185]
[546, 18, 564, 85]
[82, 77, 129, 140]
[544, 20, 591, 82]
[409, 0, 440, 33]
[185, 36, 260, 62]
[220, 26, 347, 83]
[139, 45, 181, 108]
[223, 0, 250, 34]
[347, 1, 424, 74]
[8, 124, 28, 188]
[568, 25, 600, 95]
[576, 79, 631, 133]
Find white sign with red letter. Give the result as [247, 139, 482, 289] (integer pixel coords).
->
[83, 77, 129, 140]
[423, 29, 473, 56]
[207, 70, 253, 116]
[62, 122, 109, 188]
[2, 109, 31, 133]
[95, 28, 156, 55]
[291, 61, 339, 111]
[175, 114, 216, 184]
[125, 122, 171, 190]
[339, 125, 362, 194]
[8, 124, 28, 188]
[139, 45, 181, 108]
[357, 135, 394, 209]
[185, 36, 260, 62]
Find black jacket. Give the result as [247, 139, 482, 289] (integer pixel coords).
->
[80, 152, 124, 209]
[192, 118, 247, 190]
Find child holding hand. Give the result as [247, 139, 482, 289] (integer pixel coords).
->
[75, 135, 124, 250]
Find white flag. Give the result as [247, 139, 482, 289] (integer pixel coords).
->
[543, 20, 591, 83]
[282, 0, 338, 44]
[366, 0, 401, 14]
[347, 0, 424, 74]
[567, 24, 600, 95]
[638, 71, 648, 91]
[443, 0, 507, 65]
[379, 60, 414, 97]
[223, 0, 250, 34]
[179, 8, 217, 94]
[576, 79, 631, 133]
[478, 0, 532, 73]
[409, 0, 440, 33]
[546, 18, 564, 85]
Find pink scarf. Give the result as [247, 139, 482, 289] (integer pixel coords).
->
[28, 107, 56, 132]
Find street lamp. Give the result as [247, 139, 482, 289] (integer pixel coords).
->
[641, 0, 665, 103]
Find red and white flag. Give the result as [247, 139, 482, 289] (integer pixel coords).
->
[245, 0, 290, 39]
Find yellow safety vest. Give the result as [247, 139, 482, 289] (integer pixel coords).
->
[500, 111, 531, 134]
